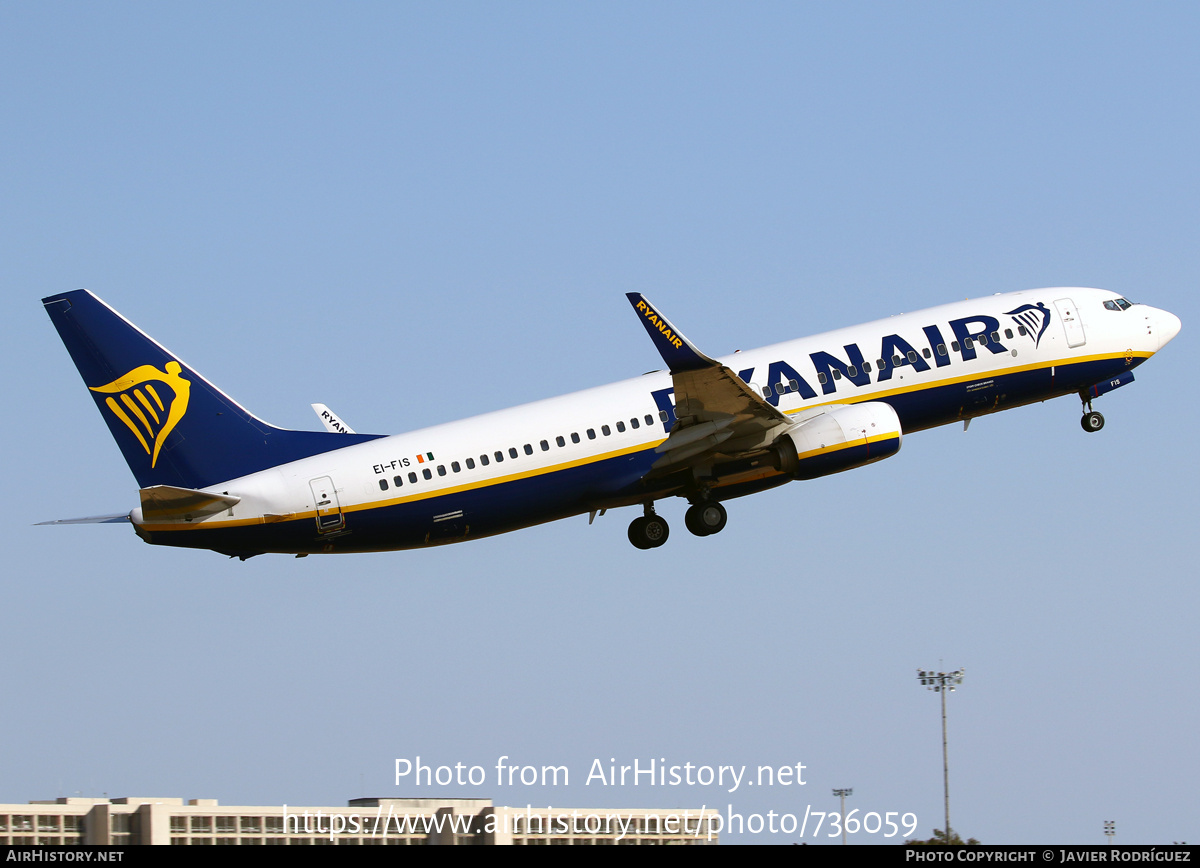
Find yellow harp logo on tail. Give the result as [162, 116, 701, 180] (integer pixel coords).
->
[90, 361, 191, 468]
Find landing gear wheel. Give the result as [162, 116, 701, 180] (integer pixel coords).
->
[628, 514, 670, 549]
[1081, 411, 1105, 432]
[685, 502, 728, 536]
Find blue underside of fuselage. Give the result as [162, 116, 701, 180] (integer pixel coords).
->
[141, 354, 1140, 556]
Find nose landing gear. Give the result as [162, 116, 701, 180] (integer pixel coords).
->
[1080, 395, 1105, 433]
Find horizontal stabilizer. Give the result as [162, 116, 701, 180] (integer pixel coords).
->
[36, 513, 130, 526]
[139, 485, 241, 522]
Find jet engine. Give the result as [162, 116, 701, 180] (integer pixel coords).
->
[773, 402, 903, 480]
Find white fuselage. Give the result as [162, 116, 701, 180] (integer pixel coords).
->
[130, 287, 1179, 555]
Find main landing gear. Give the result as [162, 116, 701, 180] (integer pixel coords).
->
[684, 500, 727, 537]
[626, 498, 729, 549]
[627, 504, 669, 550]
[1080, 395, 1105, 433]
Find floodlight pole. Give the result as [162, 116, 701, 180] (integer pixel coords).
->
[832, 788, 852, 845]
[917, 667, 964, 843]
[1104, 821, 1115, 845]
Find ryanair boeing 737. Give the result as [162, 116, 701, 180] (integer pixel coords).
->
[41, 288, 1180, 557]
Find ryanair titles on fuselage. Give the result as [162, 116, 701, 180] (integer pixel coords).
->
[645, 304, 1071, 429]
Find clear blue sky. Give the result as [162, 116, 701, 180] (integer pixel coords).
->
[2, 2, 1196, 844]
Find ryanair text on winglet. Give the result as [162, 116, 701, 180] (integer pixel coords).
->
[636, 300, 685, 350]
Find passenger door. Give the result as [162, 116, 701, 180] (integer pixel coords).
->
[1054, 298, 1087, 348]
[309, 476, 345, 533]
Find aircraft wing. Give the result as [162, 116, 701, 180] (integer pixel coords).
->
[627, 293, 789, 471]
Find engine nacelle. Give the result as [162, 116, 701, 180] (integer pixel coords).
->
[775, 402, 903, 480]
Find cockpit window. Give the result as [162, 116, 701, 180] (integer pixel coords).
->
[1104, 297, 1134, 311]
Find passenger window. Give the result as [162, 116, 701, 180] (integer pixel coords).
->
[494, 451, 504, 462]
[480, 454, 489, 466]
[1018, 326, 1027, 336]
[645, 415, 654, 425]
[907, 350, 917, 363]
[1005, 328, 1013, 339]
[790, 378, 800, 390]
[394, 475, 403, 487]
[602, 425, 611, 436]
[379, 479, 388, 491]
[847, 366, 858, 378]
[587, 429, 596, 440]
[466, 458, 475, 470]
[571, 432, 581, 443]
[556, 435, 565, 447]
[630, 418, 640, 429]
[952, 341, 960, 352]
[862, 363, 871, 373]
[832, 369, 842, 380]
[990, 331, 1000, 342]
[892, 355, 902, 366]
[922, 348, 931, 359]
[437, 465, 446, 477]
[509, 447, 518, 459]
[978, 334, 988, 346]
[408, 471, 418, 483]
[616, 421, 626, 433]
[877, 358, 886, 370]
[964, 338, 974, 349]
[451, 461, 460, 473]
[540, 440, 549, 451]
[659, 411, 668, 422]
[422, 468, 432, 480]
[763, 385, 774, 396]
[938, 344, 947, 356]
[817, 372, 828, 384]
[523, 444, 533, 455]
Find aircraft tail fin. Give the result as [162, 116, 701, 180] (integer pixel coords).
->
[43, 290, 383, 490]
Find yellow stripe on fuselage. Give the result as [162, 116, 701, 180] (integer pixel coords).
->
[137, 439, 663, 532]
[780, 350, 1147, 421]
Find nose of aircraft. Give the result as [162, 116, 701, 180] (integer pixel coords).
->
[1155, 308, 1182, 350]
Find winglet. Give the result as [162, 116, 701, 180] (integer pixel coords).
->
[626, 293, 717, 373]
[312, 403, 356, 434]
